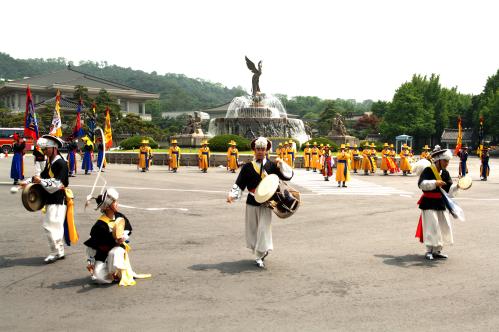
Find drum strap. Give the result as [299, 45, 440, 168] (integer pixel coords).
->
[430, 165, 442, 181]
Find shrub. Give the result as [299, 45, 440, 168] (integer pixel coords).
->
[119, 136, 159, 150]
[301, 137, 337, 151]
[208, 134, 251, 152]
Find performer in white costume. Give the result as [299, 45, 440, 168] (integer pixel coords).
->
[415, 146, 459, 260]
[227, 137, 293, 268]
[20, 135, 68, 263]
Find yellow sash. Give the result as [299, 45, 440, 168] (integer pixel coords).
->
[430, 165, 442, 181]
[251, 161, 266, 179]
[64, 188, 78, 244]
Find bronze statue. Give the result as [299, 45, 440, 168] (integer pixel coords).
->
[329, 114, 348, 136]
[245, 56, 262, 97]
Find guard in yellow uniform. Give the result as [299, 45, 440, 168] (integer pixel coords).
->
[198, 140, 210, 173]
[380, 143, 390, 175]
[311, 142, 320, 172]
[420, 145, 431, 160]
[336, 144, 351, 187]
[303, 142, 312, 171]
[345, 143, 352, 170]
[227, 140, 239, 173]
[399, 144, 412, 176]
[168, 139, 181, 173]
[351, 144, 361, 173]
[361, 143, 373, 175]
[286, 140, 296, 168]
[275, 143, 283, 160]
[318, 143, 325, 170]
[370, 143, 378, 174]
[138, 139, 152, 172]
[281, 141, 289, 165]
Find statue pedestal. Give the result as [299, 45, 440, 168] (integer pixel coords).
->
[327, 135, 359, 146]
[171, 133, 212, 147]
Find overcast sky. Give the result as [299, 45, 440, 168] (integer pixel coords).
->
[2, 0, 497, 101]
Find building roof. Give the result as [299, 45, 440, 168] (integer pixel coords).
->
[34, 95, 88, 112]
[0, 67, 159, 100]
[441, 128, 473, 142]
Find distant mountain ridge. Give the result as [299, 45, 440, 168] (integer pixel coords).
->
[0, 52, 246, 115]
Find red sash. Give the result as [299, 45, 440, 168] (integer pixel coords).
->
[415, 192, 443, 242]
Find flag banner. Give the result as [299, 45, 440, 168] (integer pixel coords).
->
[454, 117, 462, 155]
[49, 90, 63, 137]
[477, 116, 484, 157]
[104, 106, 113, 149]
[72, 98, 85, 139]
[23, 86, 39, 140]
[87, 103, 96, 142]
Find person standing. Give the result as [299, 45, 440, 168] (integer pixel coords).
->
[415, 146, 459, 260]
[168, 139, 181, 173]
[20, 135, 69, 263]
[67, 140, 78, 177]
[311, 142, 320, 172]
[480, 146, 490, 181]
[399, 144, 412, 176]
[361, 143, 373, 175]
[321, 144, 333, 181]
[420, 145, 431, 160]
[81, 136, 94, 175]
[138, 139, 152, 172]
[457, 145, 468, 178]
[227, 140, 239, 173]
[351, 144, 361, 173]
[198, 140, 210, 173]
[303, 142, 312, 171]
[286, 140, 296, 168]
[226, 137, 293, 268]
[336, 144, 350, 187]
[380, 143, 390, 175]
[10, 133, 25, 185]
[33, 143, 47, 177]
[370, 143, 378, 174]
[96, 137, 106, 171]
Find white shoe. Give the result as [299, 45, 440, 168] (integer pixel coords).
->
[44, 253, 64, 264]
[255, 258, 265, 268]
[425, 252, 434, 260]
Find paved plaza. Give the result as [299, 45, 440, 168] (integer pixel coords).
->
[0, 156, 498, 331]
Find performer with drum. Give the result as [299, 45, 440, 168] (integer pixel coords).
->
[350, 144, 361, 173]
[85, 188, 151, 285]
[414, 146, 468, 260]
[226, 137, 294, 268]
[399, 144, 412, 176]
[336, 144, 350, 187]
[380, 143, 390, 175]
[19, 135, 69, 263]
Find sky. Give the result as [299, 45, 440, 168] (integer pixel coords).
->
[2, 0, 498, 101]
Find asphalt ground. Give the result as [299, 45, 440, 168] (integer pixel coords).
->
[0, 155, 498, 331]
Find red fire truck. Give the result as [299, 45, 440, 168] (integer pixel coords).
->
[0, 128, 35, 154]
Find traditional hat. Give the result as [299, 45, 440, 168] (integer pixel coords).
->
[95, 187, 119, 211]
[305, 142, 310, 146]
[402, 143, 408, 149]
[171, 139, 178, 144]
[383, 143, 389, 147]
[364, 142, 370, 147]
[37, 134, 64, 149]
[313, 141, 317, 145]
[390, 144, 394, 148]
[345, 143, 350, 147]
[431, 145, 452, 161]
[250, 137, 272, 151]
[201, 139, 209, 145]
[278, 143, 282, 146]
[370, 143, 376, 148]
[141, 139, 149, 144]
[288, 140, 294, 144]
[324, 144, 330, 149]
[422, 144, 430, 150]
[320, 143, 324, 147]
[340, 144, 345, 149]
[353, 144, 358, 148]
[228, 140, 236, 145]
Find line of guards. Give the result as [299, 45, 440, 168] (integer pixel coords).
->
[136, 138, 491, 181]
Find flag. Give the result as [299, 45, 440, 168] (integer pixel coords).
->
[49, 90, 63, 137]
[454, 117, 462, 156]
[477, 116, 484, 157]
[87, 103, 96, 142]
[104, 106, 113, 149]
[72, 98, 84, 139]
[23, 86, 39, 140]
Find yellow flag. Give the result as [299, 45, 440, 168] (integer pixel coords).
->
[49, 90, 63, 137]
[104, 106, 113, 149]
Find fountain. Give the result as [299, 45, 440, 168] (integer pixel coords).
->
[208, 57, 310, 147]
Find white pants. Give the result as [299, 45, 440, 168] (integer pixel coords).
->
[422, 209, 453, 252]
[34, 161, 46, 176]
[42, 204, 66, 256]
[91, 247, 132, 284]
[245, 204, 273, 258]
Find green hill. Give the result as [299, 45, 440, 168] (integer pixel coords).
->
[0, 52, 246, 118]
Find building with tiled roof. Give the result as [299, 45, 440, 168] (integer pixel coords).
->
[0, 67, 159, 120]
[440, 128, 473, 148]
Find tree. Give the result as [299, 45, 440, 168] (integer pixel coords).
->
[371, 100, 391, 119]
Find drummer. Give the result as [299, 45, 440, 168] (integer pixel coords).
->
[226, 137, 293, 268]
[19, 134, 69, 263]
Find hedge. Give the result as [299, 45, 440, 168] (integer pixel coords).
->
[208, 134, 251, 152]
[119, 136, 159, 150]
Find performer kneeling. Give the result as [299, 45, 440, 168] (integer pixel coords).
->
[85, 188, 151, 286]
[415, 146, 459, 260]
[227, 137, 293, 268]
